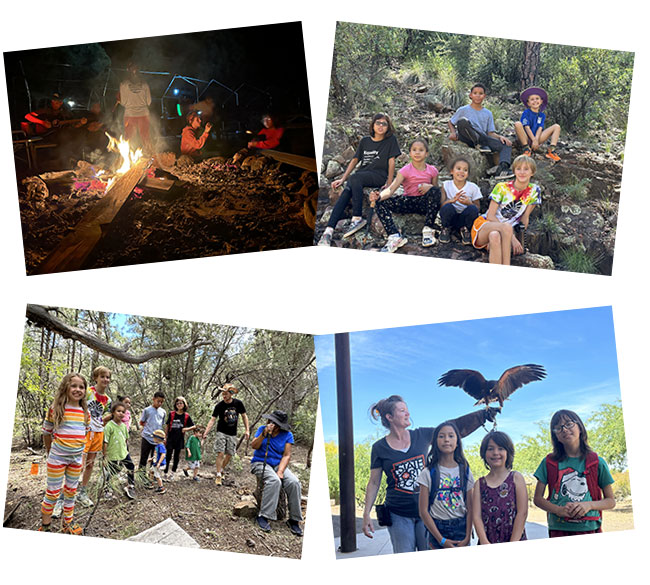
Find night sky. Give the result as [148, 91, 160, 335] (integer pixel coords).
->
[4, 22, 311, 123]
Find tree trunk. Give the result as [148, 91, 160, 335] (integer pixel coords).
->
[521, 42, 541, 91]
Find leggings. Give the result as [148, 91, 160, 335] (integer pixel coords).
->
[41, 452, 83, 522]
[327, 170, 387, 228]
[456, 118, 512, 165]
[164, 435, 184, 473]
[375, 187, 441, 236]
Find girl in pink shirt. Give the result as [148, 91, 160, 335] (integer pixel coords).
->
[370, 138, 440, 253]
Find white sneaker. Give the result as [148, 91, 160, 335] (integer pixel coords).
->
[381, 234, 408, 253]
[52, 499, 63, 518]
[77, 490, 94, 508]
[317, 232, 332, 246]
[422, 227, 437, 247]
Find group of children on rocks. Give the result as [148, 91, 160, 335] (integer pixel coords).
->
[419, 410, 615, 549]
[38, 366, 207, 534]
[319, 84, 558, 265]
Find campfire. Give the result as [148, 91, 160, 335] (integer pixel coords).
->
[19, 140, 318, 275]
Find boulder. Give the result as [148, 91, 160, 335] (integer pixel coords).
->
[441, 142, 489, 182]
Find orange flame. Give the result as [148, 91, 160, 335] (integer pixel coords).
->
[105, 133, 143, 177]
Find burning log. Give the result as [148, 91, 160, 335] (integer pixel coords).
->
[36, 157, 152, 274]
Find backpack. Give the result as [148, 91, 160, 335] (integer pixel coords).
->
[428, 462, 470, 509]
[545, 451, 602, 522]
[169, 411, 189, 429]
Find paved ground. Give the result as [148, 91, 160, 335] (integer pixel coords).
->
[333, 521, 548, 559]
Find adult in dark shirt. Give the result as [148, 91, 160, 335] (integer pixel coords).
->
[318, 113, 401, 246]
[202, 383, 250, 485]
[362, 395, 497, 553]
[164, 396, 196, 478]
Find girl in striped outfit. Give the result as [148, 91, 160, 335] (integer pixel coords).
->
[40, 373, 89, 534]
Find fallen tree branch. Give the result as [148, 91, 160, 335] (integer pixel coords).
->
[26, 305, 211, 364]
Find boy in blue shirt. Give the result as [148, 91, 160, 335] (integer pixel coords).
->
[514, 87, 561, 161]
[150, 429, 167, 494]
[448, 84, 514, 179]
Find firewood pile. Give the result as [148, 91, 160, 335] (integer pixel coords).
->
[19, 150, 318, 274]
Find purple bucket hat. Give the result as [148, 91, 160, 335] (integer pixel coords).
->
[520, 87, 548, 112]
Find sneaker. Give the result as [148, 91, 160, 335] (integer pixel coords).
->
[287, 519, 303, 537]
[76, 490, 94, 508]
[168, 472, 175, 482]
[439, 226, 452, 244]
[183, 469, 189, 477]
[256, 516, 271, 532]
[380, 234, 407, 253]
[124, 485, 136, 500]
[61, 521, 83, 535]
[522, 147, 533, 157]
[155, 486, 166, 495]
[486, 164, 500, 176]
[422, 227, 436, 247]
[317, 231, 332, 247]
[477, 144, 492, 154]
[496, 164, 515, 180]
[52, 499, 63, 518]
[545, 149, 561, 162]
[192, 477, 200, 482]
[38, 524, 52, 532]
[460, 226, 472, 245]
[343, 218, 366, 238]
[214, 474, 222, 486]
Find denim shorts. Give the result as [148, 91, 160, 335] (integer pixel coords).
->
[427, 516, 467, 549]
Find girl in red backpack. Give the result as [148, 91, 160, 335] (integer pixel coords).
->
[533, 409, 615, 537]
[473, 430, 528, 544]
[417, 421, 474, 549]
[164, 396, 196, 480]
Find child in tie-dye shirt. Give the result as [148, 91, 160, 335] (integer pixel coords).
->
[40, 373, 89, 535]
[471, 154, 541, 265]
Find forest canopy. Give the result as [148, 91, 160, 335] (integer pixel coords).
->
[329, 23, 634, 134]
[16, 307, 317, 456]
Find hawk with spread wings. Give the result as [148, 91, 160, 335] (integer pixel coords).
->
[437, 364, 546, 409]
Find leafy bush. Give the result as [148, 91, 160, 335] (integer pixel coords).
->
[611, 471, 631, 501]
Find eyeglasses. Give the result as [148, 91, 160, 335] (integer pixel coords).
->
[553, 420, 576, 434]
[374, 120, 388, 127]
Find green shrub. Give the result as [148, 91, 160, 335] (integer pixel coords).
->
[612, 471, 631, 501]
[559, 247, 599, 274]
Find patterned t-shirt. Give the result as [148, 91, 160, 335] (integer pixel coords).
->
[485, 181, 541, 225]
[86, 386, 111, 433]
[370, 427, 434, 518]
[42, 404, 88, 457]
[534, 455, 614, 532]
[416, 464, 475, 521]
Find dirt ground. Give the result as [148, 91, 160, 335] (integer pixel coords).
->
[4, 437, 309, 558]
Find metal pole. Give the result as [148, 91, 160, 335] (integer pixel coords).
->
[335, 333, 357, 553]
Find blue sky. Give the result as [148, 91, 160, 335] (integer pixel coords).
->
[316, 307, 622, 448]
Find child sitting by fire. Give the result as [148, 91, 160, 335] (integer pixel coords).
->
[180, 112, 213, 158]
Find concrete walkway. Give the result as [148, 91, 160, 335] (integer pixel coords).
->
[127, 518, 200, 548]
[334, 521, 548, 559]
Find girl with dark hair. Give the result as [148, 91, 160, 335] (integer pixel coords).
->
[362, 396, 489, 553]
[370, 137, 440, 252]
[164, 396, 195, 480]
[318, 113, 401, 246]
[417, 421, 474, 549]
[473, 431, 528, 544]
[533, 410, 616, 537]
